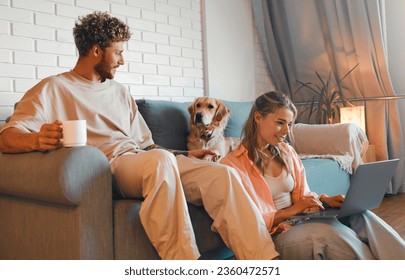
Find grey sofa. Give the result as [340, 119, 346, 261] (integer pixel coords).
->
[0, 99, 352, 260]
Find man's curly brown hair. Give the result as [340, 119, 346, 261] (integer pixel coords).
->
[73, 11, 131, 56]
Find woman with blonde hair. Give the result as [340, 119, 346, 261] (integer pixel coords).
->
[221, 90, 405, 259]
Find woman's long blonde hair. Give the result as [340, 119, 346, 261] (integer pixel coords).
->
[242, 91, 297, 175]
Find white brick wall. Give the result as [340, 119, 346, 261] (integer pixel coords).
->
[0, 0, 205, 123]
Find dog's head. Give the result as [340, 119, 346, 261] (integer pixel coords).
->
[188, 97, 231, 129]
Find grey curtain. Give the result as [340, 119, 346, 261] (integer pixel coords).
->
[253, 0, 404, 193]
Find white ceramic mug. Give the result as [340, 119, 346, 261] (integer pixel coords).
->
[62, 120, 87, 147]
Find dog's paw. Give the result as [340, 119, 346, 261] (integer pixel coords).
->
[203, 153, 221, 162]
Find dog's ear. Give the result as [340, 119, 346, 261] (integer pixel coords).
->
[214, 100, 231, 127]
[188, 98, 202, 115]
[188, 103, 195, 115]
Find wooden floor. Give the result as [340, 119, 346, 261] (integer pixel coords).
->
[372, 193, 405, 240]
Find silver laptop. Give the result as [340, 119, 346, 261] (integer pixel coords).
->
[291, 159, 399, 220]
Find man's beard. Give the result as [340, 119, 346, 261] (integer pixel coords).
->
[94, 55, 114, 81]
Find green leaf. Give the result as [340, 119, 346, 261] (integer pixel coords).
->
[294, 63, 359, 124]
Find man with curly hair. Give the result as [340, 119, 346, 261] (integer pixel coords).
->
[0, 12, 278, 260]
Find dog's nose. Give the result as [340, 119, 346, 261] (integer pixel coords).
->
[195, 113, 203, 124]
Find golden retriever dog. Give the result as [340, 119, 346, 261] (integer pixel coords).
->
[187, 97, 240, 161]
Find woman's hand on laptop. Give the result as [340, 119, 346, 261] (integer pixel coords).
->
[318, 194, 345, 208]
[291, 194, 325, 214]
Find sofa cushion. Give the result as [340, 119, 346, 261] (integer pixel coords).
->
[223, 101, 253, 137]
[302, 158, 350, 196]
[136, 99, 191, 150]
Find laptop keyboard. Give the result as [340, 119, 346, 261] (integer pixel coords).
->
[318, 209, 340, 216]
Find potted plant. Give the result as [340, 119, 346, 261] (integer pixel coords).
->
[294, 64, 360, 124]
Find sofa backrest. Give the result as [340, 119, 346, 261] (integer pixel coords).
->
[136, 99, 253, 150]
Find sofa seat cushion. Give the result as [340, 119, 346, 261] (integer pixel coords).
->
[187, 204, 234, 259]
[113, 199, 159, 260]
[113, 199, 233, 260]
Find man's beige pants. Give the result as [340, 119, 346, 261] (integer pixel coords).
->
[111, 149, 277, 260]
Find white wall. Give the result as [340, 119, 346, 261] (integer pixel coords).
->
[0, 0, 205, 124]
[203, 0, 256, 101]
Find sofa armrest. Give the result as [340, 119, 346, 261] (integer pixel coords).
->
[293, 123, 369, 171]
[0, 146, 114, 259]
[0, 146, 111, 206]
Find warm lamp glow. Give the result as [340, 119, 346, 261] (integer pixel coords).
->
[340, 106, 366, 133]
